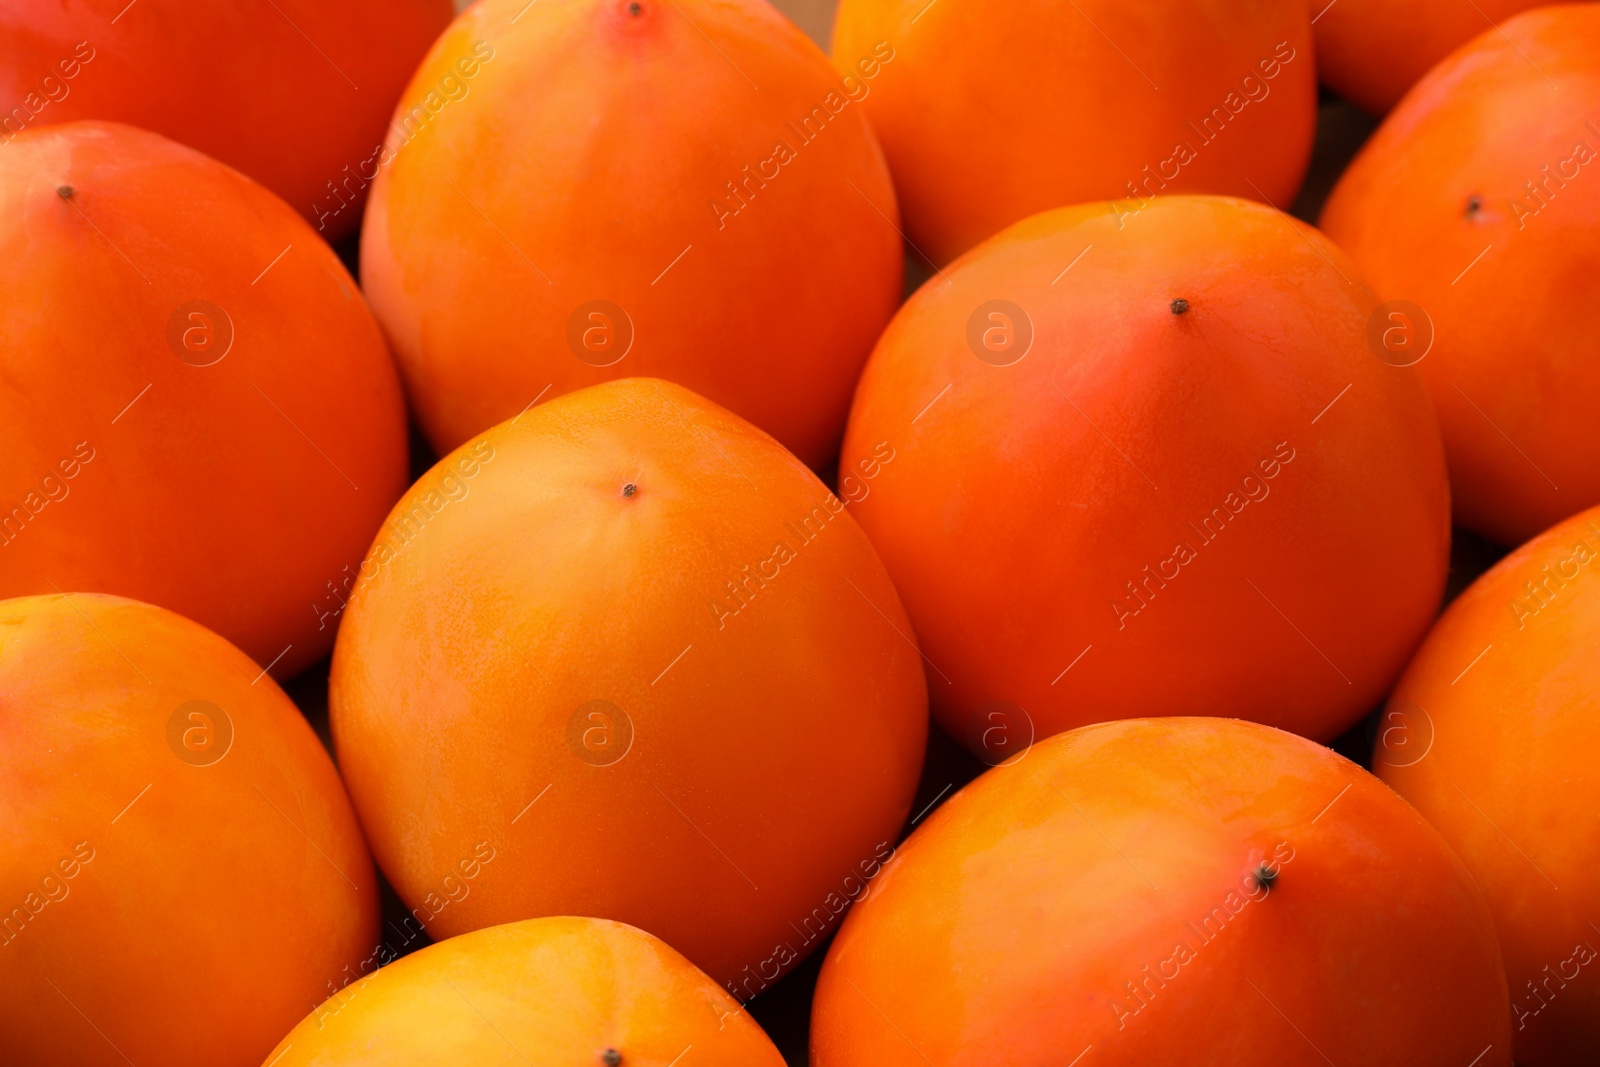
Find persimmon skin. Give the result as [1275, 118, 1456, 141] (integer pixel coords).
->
[263, 917, 787, 1066]
[840, 196, 1450, 753]
[1376, 504, 1600, 1064]
[360, 0, 903, 469]
[0, 594, 378, 1067]
[1321, 6, 1600, 547]
[1313, 0, 1549, 115]
[0, 0, 453, 239]
[329, 378, 928, 989]
[830, 0, 1316, 264]
[0, 122, 409, 677]
[812, 718, 1512, 1066]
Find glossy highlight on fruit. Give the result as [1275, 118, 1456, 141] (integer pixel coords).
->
[841, 195, 1450, 752]
[361, 0, 903, 468]
[0, 593, 378, 1067]
[813, 718, 1511, 1066]
[330, 378, 927, 989]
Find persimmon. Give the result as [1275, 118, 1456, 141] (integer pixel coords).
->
[329, 378, 927, 990]
[840, 195, 1450, 754]
[360, 0, 903, 469]
[1375, 504, 1600, 1064]
[812, 717, 1512, 1066]
[0, 0, 452, 240]
[0, 593, 378, 1067]
[830, 0, 1316, 263]
[0, 121, 408, 677]
[1313, 0, 1548, 115]
[263, 917, 786, 1066]
[1321, 5, 1600, 546]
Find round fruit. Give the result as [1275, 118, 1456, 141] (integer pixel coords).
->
[0, 121, 408, 677]
[0, 0, 452, 239]
[360, 0, 903, 469]
[829, 0, 1316, 264]
[263, 917, 787, 1065]
[1313, 0, 1548, 115]
[813, 717, 1511, 1066]
[0, 593, 378, 1067]
[330, 377, 928, 988]
[1320, 5, 1600, 546]
[1375, 504, 1600, 1064]
[840, 195, 1449, 753]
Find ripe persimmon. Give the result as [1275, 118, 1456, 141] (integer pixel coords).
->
[1313, 0, 1548, 115]
[1376, 503, 1600, 1064]
[360, 0, 903, 469]
[329, 378, 927, 990]
[263, 917, 786, 1066]
[840, 195, 1449, 754]
[0, 122, 408, 677]
[0, 593, 378, 1067]
[1321, 5, 1600, 546]
[0, 0, 453, 239]
[830, 0, 1316, 263]
[812, 718, 1512, 1066]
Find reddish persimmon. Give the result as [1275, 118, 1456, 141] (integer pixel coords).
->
[1376, 503, 1600, 1064]
[263, 917, 787, 1066]
[0, 0, 453, 239]
[1313, 0, 1549, 115]
[0, 122, 408, 677]
[812, 718, 1511, 1066]
[329, 378, 927, 990]
[1321, 5, 1600, 546]
[830, 0, 1317, 263]
[840, 195, 1450, 754]
[360, 0, 903, 470]
[0, 593, 378, 1067]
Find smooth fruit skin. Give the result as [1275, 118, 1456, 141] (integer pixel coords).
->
[0, 122, 409, 678]
[1375, 504, 1600, 1064]
[329, 378, 927, 990]
[360, 0, 903, 469]
[839, 196, 1450, 754]
[1313, 0, 1550, 115]
[0, 0, 453, 240]
[263, 917, 787, 1066]
[0, 594, 379, 1067]
[812, 718, 1512, 1066]
[829, 0, 1316, 264]
[1321, 6, 1600, 547]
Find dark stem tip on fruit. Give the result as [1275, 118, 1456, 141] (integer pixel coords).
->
[1253, 863, 1278, 893]
[627, 1, 642, 14]
[1170, 298, 1189, 315]
[1466, 194, 1482, 215]
[602, 1050, 623, 1067]
[622, 483, 637, 497]
[56, 185, 73, 199]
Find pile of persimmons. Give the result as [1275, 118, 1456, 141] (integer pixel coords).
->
[2, 0, 1598, 1063]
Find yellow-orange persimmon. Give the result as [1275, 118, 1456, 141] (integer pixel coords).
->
[831, 0, 1316, 263]
[0, 122, 408, 677]
[330, 378, 927, 990]
[361, 0, 902, 468]
[0, 0, 453, 239]
[263, 917, 786, 1066]
[1322, 5, 1600, 546]
[1376, 503, 1600, 1065]
[841, 196, 1449, 754]
[0, 594, 377, 1067]
[813, 718, 1511, 1065]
